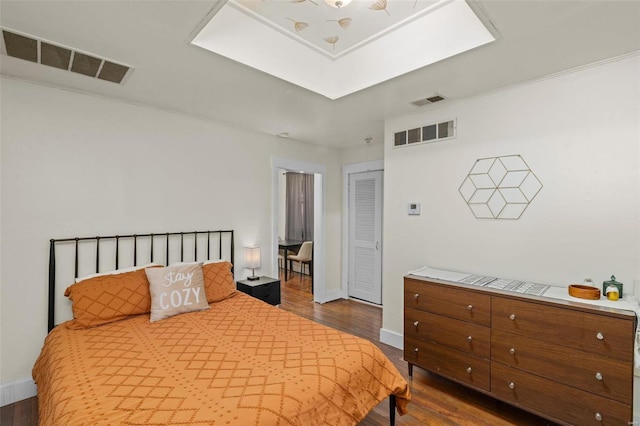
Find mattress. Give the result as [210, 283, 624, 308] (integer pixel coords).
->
[33, 292, 410, 425]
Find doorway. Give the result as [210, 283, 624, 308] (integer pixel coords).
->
[342, 160, 384, 305]
[271, 158, 326, 304]
[279, 171, 314, 294]
[348, 170, 383, 304]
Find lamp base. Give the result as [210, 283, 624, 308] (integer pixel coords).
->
[247, 275, 260, 281]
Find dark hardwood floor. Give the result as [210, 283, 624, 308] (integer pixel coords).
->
[1, 269, 558, 425]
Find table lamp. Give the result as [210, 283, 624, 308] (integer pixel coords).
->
[245, 246, 261, 281]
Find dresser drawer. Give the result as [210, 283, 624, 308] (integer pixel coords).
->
[405, 338, 490, 392]
[492, 362, 632, 426]
[405, 308, 490, 358]
[405, 279, 491, 326]
[492, 329, 632, 405]
[492, 296, 634, 362]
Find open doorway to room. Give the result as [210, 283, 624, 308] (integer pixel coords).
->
[278, 171, 314, 294]
[271, 158, 326, 304]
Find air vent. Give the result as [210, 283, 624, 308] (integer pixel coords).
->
[411, 94, 446, 107]
[393, 119, 456, 148]
[1, 28, 133, 84]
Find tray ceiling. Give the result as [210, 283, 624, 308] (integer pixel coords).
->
[233, 0, 442, 58]
[192, 0, 495, 99]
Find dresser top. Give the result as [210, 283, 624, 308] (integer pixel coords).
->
[406, 268, 638, 320]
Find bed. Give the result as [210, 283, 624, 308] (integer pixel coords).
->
[34, 230, 410, 425]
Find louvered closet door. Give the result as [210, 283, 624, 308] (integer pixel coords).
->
[348, 171, 383, 304]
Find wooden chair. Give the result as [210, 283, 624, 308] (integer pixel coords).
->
[287, 241, 313, 283]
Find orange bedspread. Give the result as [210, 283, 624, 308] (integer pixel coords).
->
[33, 293, 410, 425]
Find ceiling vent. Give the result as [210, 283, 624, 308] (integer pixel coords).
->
[411, 94, 446, 107]
[1, 28, 133, 84]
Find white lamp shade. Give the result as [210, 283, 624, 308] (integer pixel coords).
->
[245, 246, 261, 269]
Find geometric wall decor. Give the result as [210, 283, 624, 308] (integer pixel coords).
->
[459, 155, 543, 219]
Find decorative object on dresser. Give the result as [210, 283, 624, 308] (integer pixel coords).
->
[567, 284, 601, 300]
[236, 276, 281, 306]
[603, 275, 624, 298]
[404, 274, 635, 426]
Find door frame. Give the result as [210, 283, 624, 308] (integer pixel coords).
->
[271, 157, 326, 304]
[342, 160, 384, 299]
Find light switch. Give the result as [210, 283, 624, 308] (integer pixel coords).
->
[408, 203, 421, 215]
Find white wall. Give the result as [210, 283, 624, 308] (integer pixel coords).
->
[382, 54, 640, 340]
[341, 143, 384, 166]
[0, 78, 346, 401]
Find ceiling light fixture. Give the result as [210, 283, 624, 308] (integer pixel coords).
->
[325, 0, 352, 8]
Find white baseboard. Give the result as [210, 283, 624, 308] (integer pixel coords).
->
[1, 378, 37, 407]
[379, 328, 403, 349]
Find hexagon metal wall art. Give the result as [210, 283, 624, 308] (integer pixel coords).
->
[459, 155, 543, 219]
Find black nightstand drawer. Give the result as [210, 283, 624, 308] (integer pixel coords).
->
[236, 277, 281, 306]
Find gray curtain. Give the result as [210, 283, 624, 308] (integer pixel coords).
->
[285, 172, 314, 242]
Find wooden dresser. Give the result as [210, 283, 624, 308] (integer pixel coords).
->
[404, 275, 636, 425]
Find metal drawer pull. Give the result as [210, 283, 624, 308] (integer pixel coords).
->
[509, 314, 516, 321]
[413, 321, 419, 327]
[414, 348, 419, 353]
[467, 336, 473, 342]
[466, 367, 472, 374]
[595, 412, 602, 422]
[595, 372, 603, 381]
[508, 382, 515, 390]
[596, 332, 604, 340]
[466, 304, 473, 311]
[509, 348, 516, 355]
[414, 293, 420, 300]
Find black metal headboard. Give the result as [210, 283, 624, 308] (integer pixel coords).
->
[48, 230, 234, 332]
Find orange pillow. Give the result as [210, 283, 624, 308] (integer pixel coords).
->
[64, 268, 154, 329]
[202, 261, 237, 303]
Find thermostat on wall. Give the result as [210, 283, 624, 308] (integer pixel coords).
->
[408, 202, 421, 215]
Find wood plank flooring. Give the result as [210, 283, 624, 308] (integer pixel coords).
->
[1, 270, 558, 425]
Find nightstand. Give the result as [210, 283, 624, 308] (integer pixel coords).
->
[236, 276, 281, 306]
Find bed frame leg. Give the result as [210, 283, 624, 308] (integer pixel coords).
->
[389, 394, 396, 426]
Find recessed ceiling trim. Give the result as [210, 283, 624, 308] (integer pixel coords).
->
[191, 0, 495, 99]
[229, 1, 333, 60]
[230, 0, 455, 61]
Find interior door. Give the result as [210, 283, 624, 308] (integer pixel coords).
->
[348, 170, 383, 304]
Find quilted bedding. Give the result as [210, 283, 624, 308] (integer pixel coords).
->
[33, 292, 410, 425]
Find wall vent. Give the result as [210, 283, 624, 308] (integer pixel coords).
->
[393, 119, 456, 148]
[411, 94, 446, 107]
[1, 28, 133, 84]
